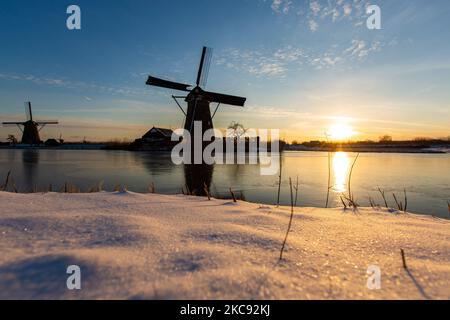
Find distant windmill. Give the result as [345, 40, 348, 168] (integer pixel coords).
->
[146, 47, 246, 136]
[2, 102, 59, 145]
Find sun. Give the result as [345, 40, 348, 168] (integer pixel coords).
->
[328, 123, 355, 141]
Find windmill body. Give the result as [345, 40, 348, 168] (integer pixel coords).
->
[185, 87, 213, 134]
[2, 102, 58, 145]
[21, 120, 42, 145]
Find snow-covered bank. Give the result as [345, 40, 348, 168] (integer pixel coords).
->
[0, 191, 449, 300]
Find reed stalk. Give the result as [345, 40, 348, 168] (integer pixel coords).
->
[279, 177, 295, 261]
[325, 151, 331, 208]
[377, 187, 389, 208]
[276, 152, 282, 207]
[203, 182, 211, 200]
[1, 171, 11, 191]
[293, 175, 299, 207]
[347, 153, 360, 200]
[229, 188, 237, 203]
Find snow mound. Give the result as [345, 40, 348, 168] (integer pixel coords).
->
[0, 192, 449, 300]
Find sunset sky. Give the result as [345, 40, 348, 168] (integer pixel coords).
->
[0, 0, 449, 142]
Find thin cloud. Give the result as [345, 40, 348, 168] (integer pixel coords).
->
[308, 19, 319, 32]
[271, 0, 292, 14]
[343, 39, 383, 59]
[216, 38, 388, 76]
[0, 72, 153, 98]
[309, 1, 321, 16]
[268, 0, 371, 31]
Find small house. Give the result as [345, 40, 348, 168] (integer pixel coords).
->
[142, 127, 174, 143]
[131, 127, 178, 151]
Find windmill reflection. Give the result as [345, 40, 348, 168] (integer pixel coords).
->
[22, 149, 40, 192]
[184, 163, 214, 196]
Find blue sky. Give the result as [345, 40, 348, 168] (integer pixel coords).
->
[0, 0, 449, 142]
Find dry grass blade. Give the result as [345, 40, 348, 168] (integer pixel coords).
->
[393, 193, 403, 211]
[294, 175, 299, 207]
[400, 248, 431, 299]
[279, 177, 295, 261]
[378, 187, 389, 208]
[276, 152, 282, 207]
[185, 184, 191, 196]
[368, 196, 375, 208]
[203, 182, 211, 200]
[340, 196, 347, 210]
[11, 179, 18, 193]
[400, 249, 407, 269]
[403, 189, 408, 212]
[324, 133, 332, 209]
[347, 153, 360, 199]
[87, 180, 104, 193]
[1, 171, 11, 191]
[325, 151, 332, 208]
[229, 188, 237, 203]
[342, 193, 359, 210]
[148, 182, 156, 194]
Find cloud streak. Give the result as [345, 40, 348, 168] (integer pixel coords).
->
[0, 72, 153, 98]
[269, 0, 372, 32]
[216, 38, 388, 77]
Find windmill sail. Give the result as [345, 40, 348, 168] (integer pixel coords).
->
[25, 102, 33, 121]
[203, 91, 246, 107]
[196, 47, 207, 86]
[196, 47, 213, 88]
[2, 122, 24, 127]
[146, 76, 191, 92]
[36, 120, 59, 125]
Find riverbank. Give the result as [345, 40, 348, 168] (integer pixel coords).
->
[2, 141, 449, 154]
[0, 191, 448, 299]
[0, 144, 106, 150]
[285, 144, 449, 154]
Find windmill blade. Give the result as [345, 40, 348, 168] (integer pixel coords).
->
[2, 122, 24, 127]
[24, 102, 32, 121]
[146, 76, 191, 92]
[198, 47, 213, 88]
[37, 121, 59, 125]
[203, 91, 246, 107]
[196, 47, 207, 86]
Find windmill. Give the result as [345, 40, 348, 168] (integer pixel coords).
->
[2, 102, 59, 145]
[146, 47, 246, 137]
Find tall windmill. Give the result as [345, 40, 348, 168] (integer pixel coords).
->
[146, 47, 246, 137]
[2, 102, 59, 145]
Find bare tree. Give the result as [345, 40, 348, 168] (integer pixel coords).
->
[379, 135, 393, 143]
[7, 134, 18, 146]
[227, 121, 248, 139]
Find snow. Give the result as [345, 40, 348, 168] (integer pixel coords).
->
[0, 191, 449, 300]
